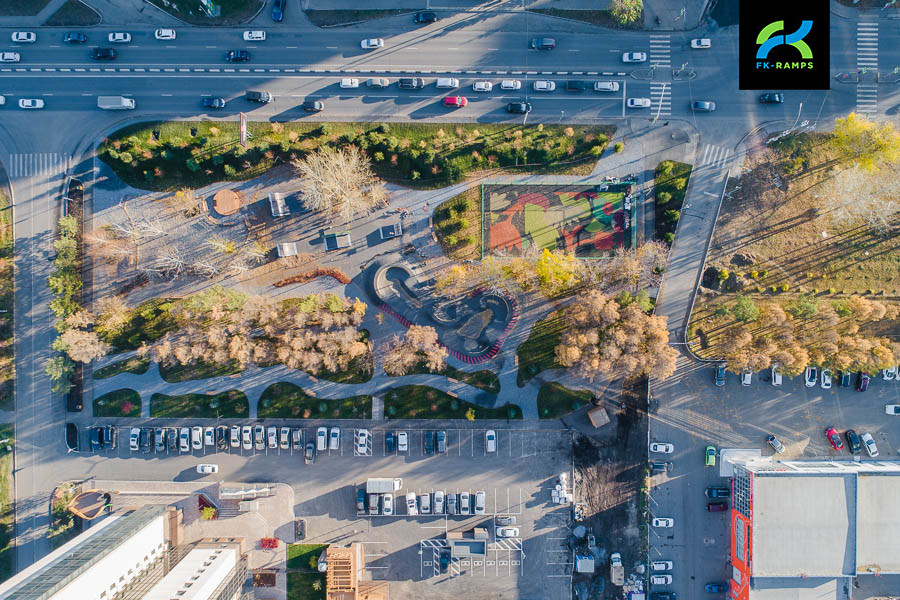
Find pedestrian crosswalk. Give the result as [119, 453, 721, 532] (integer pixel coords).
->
[649, 34, 671, 69]
[856, 22, 878, 114]
[698, 144, 732, 170]
[7, 153, 70, 178]
[650, 82, 671, 116]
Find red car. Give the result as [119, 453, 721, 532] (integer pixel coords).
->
[443, 96, 468, 108]
[825, 427, 843, 451]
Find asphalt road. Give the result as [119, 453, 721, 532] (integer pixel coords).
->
[2, 8, 899, 578]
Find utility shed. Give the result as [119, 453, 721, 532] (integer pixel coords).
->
[277, 242, 298, 257]
[575, 555, 595, 573]
[269, 192, 290, 217]
[587, 406, 610, 428]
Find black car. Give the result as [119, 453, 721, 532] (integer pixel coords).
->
[424, 431, 434, 454]
[272, 0, 285, 21]
[154, 427, 166, 451]
[856, 371, 870, 392]
[530, 37, 556, 50]
[301, 101, 324, 112]
[566, 80, 587, 92]
[305, 441, 315, 464]
[65, 423, 79, 452]
[226, 49, 250, 62]
[91, 47, 117, 60]
[839, 371, 852, 387]
[705, 486, 730, 498]
[436, 431, 446, 453]
[759, 92, 784, 104]
[845, 429, 861, 454]
[89, 427, 103, 451]
[385, 431, 395, 453]
[167, 428, 177, 451]
[651, 593, 678, 600]
[202, 97, 226, 109]
[139, 428, 152, 452]
[506, 102, 532, 114]
[246, 90, 273, 103]
[414, 11, 438, 23]
[691, 100, 716, 112]
[64, 32, 87, 43]
[650, 461, 673, 473]
[216, 426, 228, 450]
[356, 489, 366, 511]
[398, 77, 425, 90]
[104, 426, 117, 449]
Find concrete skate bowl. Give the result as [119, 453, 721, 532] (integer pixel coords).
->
[371, 262, 519, 364]
[68, 490, 112, 520]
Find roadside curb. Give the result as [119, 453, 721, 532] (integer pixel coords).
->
[41, 0, 103, 27]
[140, 0, 267, 27]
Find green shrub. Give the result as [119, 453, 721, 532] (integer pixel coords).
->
[664, 232, 675, 243]
[590, 145, 603, 157]
[714, 305, 731, 317]
[664, 209, 681, 223]
[374, 151, 384, 162]
[761, 270, 769, 277]
[781, 284, 789, 292]
[224, 165, 237, 177]
[659, 160, 674, 176]
[119, 152, 133, 163]
[828, 287, 836, 294]
[718, 268, 730, 281]
[614, 142, 625, 153]
[595, 133, 608, 145]
[673, 177, 687, 191]
[411, 170, 420, 180]
[657, 191, 672, 205]
[750, 270, 759, 279]
[186, 158, 201, 172]
[445, 234, 458, 246]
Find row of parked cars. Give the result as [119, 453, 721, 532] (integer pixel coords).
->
[714, 362, 896, 391]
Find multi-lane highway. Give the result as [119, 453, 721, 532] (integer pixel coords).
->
[1, 6, 899, 589]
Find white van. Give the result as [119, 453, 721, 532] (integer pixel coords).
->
[436, 77, 459, 89]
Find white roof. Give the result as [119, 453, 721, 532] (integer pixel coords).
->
[142, 547, 237, 600]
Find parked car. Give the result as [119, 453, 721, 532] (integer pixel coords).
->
[180, 427, 190, 452]
[530, 37, 556, 50]
[652, 517, 674, 527]
[485, 430, 497, 453]
[357, 429, 369, 454]
[705, 487, 730, 498]
[705, 445, 716, 466]
[771, 363, 783, 386]
[243, 30, 266, 41]
[691, 100, 716, 112]
[155, 427, 165, 451]
[204, 427, 214, 447]
[254, 425, 265, 450]
[741, 367, 752, 386]
[406, 492, 418, 515]
[292, 428, 302, 450]
[839, 371, 852, 387]
[271, 0, 285, 21]
[436, 431, 446, 453]
[506, 102, 532, 114]
[821, 369, 832, 389]
[202, 97, 226, 109]
[443, 96, 468, 108]
[805, 366, 818, 387]
[305, 441, 315, 464]
[651, 560, 673, 571]
[825, 427, 843, 450]
[230, 425, 240, 448]
[594, 81, 620, 92]
[759, 92, 784, 103]
[108, 32, 131, 43]
[886, 405, 900, 415]
[356, 489, 366, 511]
[705, 583, 726, 593]
[767, 435, 785, 454]
[419, 493, 431, 514]
[500, 80, 522, 90]
[706, 502, 728, 512]
[241, 425, 252, 450]
[566, 80, 587, 92]
[369, 493, 379, 515]
[90, 427, 103, 451]
[497, 527, 519, 537]
[497, 515, 516, 526]
[90, 47, 117, 60]
[622, 52, 647, 62]
[650, 461, 673, 473]
[225, 49, 250, 62]
[474, 490, 485, 515]
[398, 77, 425, 90]
[883, 365, 898, 380]
[11, 32, 36, 43]
[329, 427, 340, 450]
[155, 29, 176, 40]
[650, 443, 674, 453]
[196, 464, 218, 474]
[860, 432, 878, 457]
[383, 493, 393, 515]
[856, 371, 870, 392]
[447, 493, 458, 515]
[714, 363, 726, 386]
[361, 38, 384, 50]
[651, 575, 673, 585]
[533, 80, 555, 92]
[340, 78, 359, 88]
[651, 594, 677, 600]
[845, 429, 861, 454]
[267, 426, 277, 449]
[280, 427, 290, 449]
[690, 38, 711, 49]
[472, 80, 493, 92]
[317, 427, 327, 451]
[129, 427, 140, 451]
[424, 431, 434, 454]
[414, 11, 438, 23]
[366, 77, 390, 88]
[627, 98, 651, 108]
[191, 426, 203, 450]
[140, 428, 152, 452]
[216, 426, 227, 450]
[397, 431, 408, 452]
[459, 492, 470, 515]
[434, 490, 444, 513]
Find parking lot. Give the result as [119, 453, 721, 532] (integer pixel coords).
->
[649, 362, 900, 600]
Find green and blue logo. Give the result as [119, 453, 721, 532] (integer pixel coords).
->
[755, 20, 814, 70]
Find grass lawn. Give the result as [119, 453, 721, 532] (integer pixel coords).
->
[99, 298, 179, 352]
[150, 390, 249, 418]
[0, 190, 12, 412]
[384, 386, 520, 420]
[99, 121, 614, 192]
[93, 356, 151, 380]
[94, 389, 142, 417]
[433, 188, 482, 261]
[0, 0, 50, 16]
[528, 8, 642, 29]
[159, 360, 243, 383]
[43, 0, 100, 25]
[0, 425, 13, 583]
[654, 161, 693, 243]
[386, 361, 500, 394]
[287, 571, 326, 600]
[537, 382, 592, 419]
[145, 0, 263, 25]
[516, 313, 565, 387]
[304, 9, 413, 27]
[287, 544, 329, 569]
[258, 382, 371, 419]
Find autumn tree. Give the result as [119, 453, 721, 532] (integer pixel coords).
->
[817, 164, 899, 234]
[831, 112, 900, 171]
[609, 0, 643, 25]
[535, 248, 579, 296]
[732, 295, 759, 322]
[554, 289, 677, 382]
[383, 325, 448, 376]
[293, 146, 385, 222]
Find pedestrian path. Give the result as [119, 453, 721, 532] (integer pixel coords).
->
[856, 21, 878, 115]
[696, 144, 732, 170]
[650, 83, 671, 117]
[7, 153, 70, 178]
[648, 35, 671, 69]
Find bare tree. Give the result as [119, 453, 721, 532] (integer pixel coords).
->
[155, 245, 187, 279]
[292, 146, 384, 222]
[818, 165, 900, 234]
[191, 259, 220, 278]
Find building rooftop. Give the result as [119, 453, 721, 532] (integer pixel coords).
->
[748, 576, 848, 600]
[855, 474, 900, 574]
[143, 546, 237, 600]
[751, 474, 855, 577]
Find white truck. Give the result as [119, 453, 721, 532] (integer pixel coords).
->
[365, 478, 403, 494]
[609, 552, 624, 586]
[97, 96, 135, 110]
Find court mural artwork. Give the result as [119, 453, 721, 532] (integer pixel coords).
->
[482, 183, 633, 258]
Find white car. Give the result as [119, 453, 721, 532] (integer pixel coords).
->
[280, 426, 290, 449]
[497, 527, 519, 538]
[366, 77, 390, 88]
[821, 369, 832, 389]
[459, 492, 470, 515]
[383, 493, 393, 515]
[129, 427, 140, 451]
[0, 52, 21, 63]
[18, 99, 44, 109]
[356, 428, 369, 454]
[622, 52, 647, 62]
[474, 490, 486, 515]
[883, 366, 897, 380]
[433, 490, 444, 513]
[499, 79, 521, 90]
[155, 29, 176, 40]
[329, 427, 340, 450]
[191, 426, 203, 450]
[204, 427, 214, 446]
[533, 80, 555, 92]
[804, 366, 818, 387]
[741, 368, 752, 386]
[886, 405, 900, 415]
[485, 430, 497, 453]
[241, 425, 252, 450]
[651, 560, 673, 571]
[497, 515, 516, 526]
[108, 32, 132, 43]
[860, 432, 879, 457]
[406, 491, 418, 515]
[243, 30, 266, 41]
[419, 493, 431, 514]
[316, 427, 327, 451]
[651, 575, 673, 585]
[196, 463, 218, 474]
[180, 427, 190, 452]
[650, 443, 674, 454]
[652, 517, 674, 528]
[267, 426, 277, 449]
[594, 81, 619, 92]
[472, 80, 493, 92]
[361, 38, 384, 50]
[626, 98, 651, 108]
[397, 431, 408, 452]
[690, 38, 711, 49]
[11, 32, 36, 43]
[771, 363, 783, 386]
[230, 425, 240, 448]
[254, 425, 265, 450]
[340, 78, 359, 89]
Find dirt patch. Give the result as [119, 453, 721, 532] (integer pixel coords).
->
[273, 269, 351, 287]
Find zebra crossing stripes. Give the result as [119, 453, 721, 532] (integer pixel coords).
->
[856, 22, 878, 69]
[856, 84, 878, 114]
[7, 153, 70, 179]
[649, 34, 671, 69]
[698, 144, 732, 170]
[650, 83, 671, 116]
